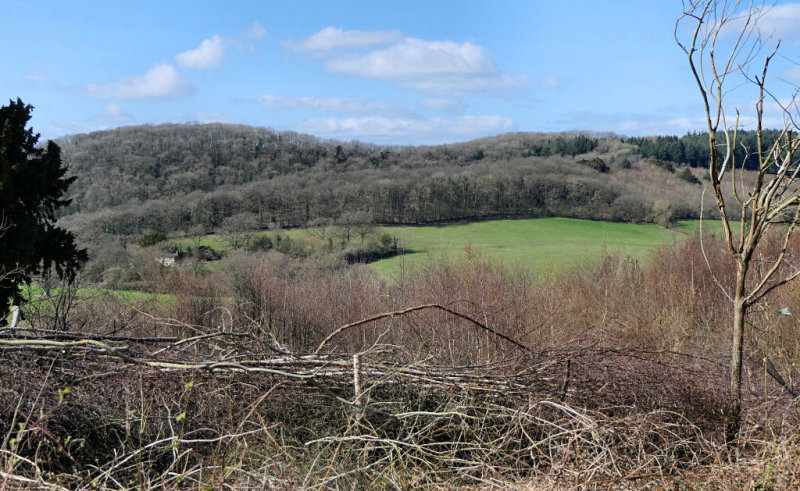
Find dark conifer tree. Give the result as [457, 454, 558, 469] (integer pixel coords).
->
[0, 99, 87, 323]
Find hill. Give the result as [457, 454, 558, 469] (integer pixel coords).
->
[54, 124, 710, 242]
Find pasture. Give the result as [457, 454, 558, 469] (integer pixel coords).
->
[372, 217, 705, 279]
[169, 218, 728, 281]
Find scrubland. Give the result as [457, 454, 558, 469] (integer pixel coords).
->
[3, 230, 800, 489]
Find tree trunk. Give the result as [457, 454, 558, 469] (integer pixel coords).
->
[727, 261, 748, 443]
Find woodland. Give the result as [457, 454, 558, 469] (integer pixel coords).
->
[56, 125, 702, 237]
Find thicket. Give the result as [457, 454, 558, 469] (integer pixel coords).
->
[4, 233, 800, 487]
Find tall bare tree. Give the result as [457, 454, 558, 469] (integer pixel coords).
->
[677, 0, 800, 438]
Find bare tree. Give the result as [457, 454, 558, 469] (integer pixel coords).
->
[342, 211, 376, 245]
[677, 0, 800, 438]
[307, 217, 336, 249]
[220, 213, 259, 249]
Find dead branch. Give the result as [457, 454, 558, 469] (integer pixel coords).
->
[313, 303, 531, 354]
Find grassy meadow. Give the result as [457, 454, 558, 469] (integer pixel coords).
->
[168, 217, 732, 282]
[372, 218, 703, 279]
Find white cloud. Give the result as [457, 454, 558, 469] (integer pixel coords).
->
[296, 115, 514, 145]
[328, 38, 492, 78]
[192, 112, 232, 124]
[782, 65, 800, 83]
[244, 21, 267, 39]
[612, 117, 704, 136]
[281, 27, 403, 53]
[539, 74, 566, 89]
[26, 72, 49, 84]
[716, 3, 800, 44]
[326, 38, 526, 94]
[101, 103, 134, 123]
[257, 94, 406, 115]
[85, 64, 192, 100]
[418, 98, 465, 113]
[175, 35, 225, 69]
[756, 3, 800, 42]
[593, 113, 783, 137]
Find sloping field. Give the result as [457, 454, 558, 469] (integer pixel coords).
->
[373, 218, 705, 279]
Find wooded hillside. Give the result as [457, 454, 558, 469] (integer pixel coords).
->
[56, 124, 709, 241]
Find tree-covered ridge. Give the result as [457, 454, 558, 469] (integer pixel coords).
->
[55, 124, 701, 239]
[58, 124, 600, 214]
[627, 130, 796, 170]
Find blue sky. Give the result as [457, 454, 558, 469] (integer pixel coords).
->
[4, 1, 800, 145]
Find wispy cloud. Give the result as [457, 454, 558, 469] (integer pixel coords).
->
[756, 3, 800, 43]
[191, 112, 232, 124]
[296, 114, 514, 145]
[84, 64, 192, 100]
[244, 21, 267, 39]
[100, 103, 134, 124]
[418, 98, 465, 113]
[325, 38, 525, 95]
[716, 3, 800, 45]
[538, 73, 567, 89]
[782, 64, 800, 83]
[26, 72, 49, 84]
[281, 27, 403, 54]
[257, 94, 407, 116]
[175, 35, 225, 69]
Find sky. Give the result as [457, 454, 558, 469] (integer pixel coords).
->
[3, 1, 800, 146]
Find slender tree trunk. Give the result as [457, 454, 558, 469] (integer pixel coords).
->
[727, 261, 748, 443]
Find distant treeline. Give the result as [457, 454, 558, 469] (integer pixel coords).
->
[54, 124, 687, 238]
[628, 130, 795, 169]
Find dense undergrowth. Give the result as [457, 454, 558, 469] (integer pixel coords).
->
[3, 232, 800, 488]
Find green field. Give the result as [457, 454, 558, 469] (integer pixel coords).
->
[165, 218, 728, 282]
[372, 218, 704, 279]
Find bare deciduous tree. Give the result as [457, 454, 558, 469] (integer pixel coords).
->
[220, 212, 259, 249]
[677, 0, 800, 438]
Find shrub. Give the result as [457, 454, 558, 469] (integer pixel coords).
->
[138, 231, 167, 247]
[648, 157, 675, 173]
[678, 167, 701, 184]
[248, 234, 273, 252]
[577, 157, 609, 173]
[192, 245, 222, 261]
[342, 233, 397, 263]
[651, 199, 675, 227]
